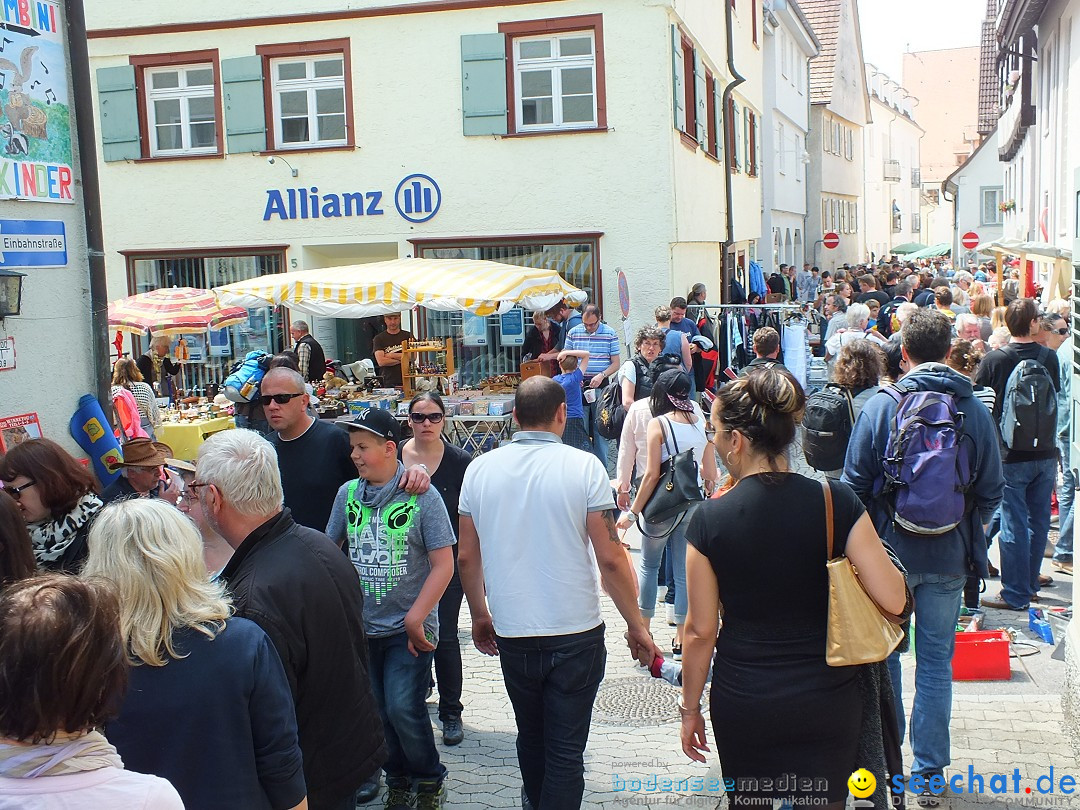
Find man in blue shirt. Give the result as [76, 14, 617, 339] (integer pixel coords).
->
[564, 304, 620, 467]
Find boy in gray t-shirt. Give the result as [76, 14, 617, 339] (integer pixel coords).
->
[325, 408, 455, 806]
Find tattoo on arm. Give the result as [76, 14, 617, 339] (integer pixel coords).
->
[602, 512, 621, 544]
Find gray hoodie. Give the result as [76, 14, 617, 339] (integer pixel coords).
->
[326, 462, 456, 638]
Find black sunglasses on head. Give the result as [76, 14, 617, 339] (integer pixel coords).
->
[258, 392, 306, 406]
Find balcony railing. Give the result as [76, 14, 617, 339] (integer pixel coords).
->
[884, 160, 901, 182]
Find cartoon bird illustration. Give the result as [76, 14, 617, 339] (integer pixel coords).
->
[0, 46, 48, 141]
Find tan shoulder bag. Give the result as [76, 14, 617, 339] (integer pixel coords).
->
[824, 480, 906, 667]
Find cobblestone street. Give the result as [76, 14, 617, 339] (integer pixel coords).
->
[360, 472, 1079, 810]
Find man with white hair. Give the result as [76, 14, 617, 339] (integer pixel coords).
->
[824, 302, 887, 366]
[955, 314, 983, 344]
[196, 429, 386, 810]
[290, 319, 327, 382]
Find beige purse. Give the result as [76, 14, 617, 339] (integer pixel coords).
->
[823, 481, 906, 667]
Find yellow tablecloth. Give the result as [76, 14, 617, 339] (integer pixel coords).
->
[157, 416, 235, 461]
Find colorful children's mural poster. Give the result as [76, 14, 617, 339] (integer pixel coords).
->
[0, 0, 73, 204]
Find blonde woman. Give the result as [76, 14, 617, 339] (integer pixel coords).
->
[84, 499, 307, 810]
[111, 358, 160, 439]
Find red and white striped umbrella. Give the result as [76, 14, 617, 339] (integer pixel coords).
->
[108, 287, 249, 335]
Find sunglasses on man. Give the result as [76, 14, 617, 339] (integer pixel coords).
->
[258, 392, 306, 406]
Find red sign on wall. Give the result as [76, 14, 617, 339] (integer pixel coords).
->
[962, 231, 980, 250]
[823, 232, 840, 249]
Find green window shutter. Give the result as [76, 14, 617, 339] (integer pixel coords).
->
[221, 55, 266, 153]
[96, 65, 140, 162]
[693, 50, 707, 145]
[713, 79, 724, 164]
[671, 25, 685, 131]
[461, 33, 507, 136]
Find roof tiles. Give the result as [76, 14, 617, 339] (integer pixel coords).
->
[800, 0, 841, 104]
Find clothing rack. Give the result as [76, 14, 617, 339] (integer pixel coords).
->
[698, 303, 812, 390]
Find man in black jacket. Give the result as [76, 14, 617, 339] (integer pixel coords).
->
[196, 429, 385, 810]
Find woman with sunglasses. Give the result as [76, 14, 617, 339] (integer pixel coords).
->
[399, 392, 472, 747]
[0, 439, 102, 573]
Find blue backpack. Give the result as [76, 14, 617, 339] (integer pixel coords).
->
[879, 385, 975, 535]
[222, 351, 271, 403]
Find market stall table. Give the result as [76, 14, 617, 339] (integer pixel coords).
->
[156, 416, 235, 461]
[394, 412, 515, 458]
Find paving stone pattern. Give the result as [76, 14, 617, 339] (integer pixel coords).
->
[359, 449, 1078, 809]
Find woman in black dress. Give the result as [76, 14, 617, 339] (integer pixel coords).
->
[679, 366, 906, 809]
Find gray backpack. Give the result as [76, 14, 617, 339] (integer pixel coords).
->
[999, 348, 1057, 451]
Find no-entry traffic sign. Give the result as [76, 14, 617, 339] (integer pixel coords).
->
[962, 231, 980, 250]
[823, 232, 840, 249]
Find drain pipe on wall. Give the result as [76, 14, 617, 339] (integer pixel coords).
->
[720, 0, 746, 301]
[67, 0, 112, 411]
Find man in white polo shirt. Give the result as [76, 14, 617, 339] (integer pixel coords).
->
[458, 377, 657, 810]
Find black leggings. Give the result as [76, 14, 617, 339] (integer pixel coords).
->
[434, 563, 464, 720]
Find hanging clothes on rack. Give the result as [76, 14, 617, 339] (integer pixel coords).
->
[782, 318, 809, 391]
[748, 260, 768, 301]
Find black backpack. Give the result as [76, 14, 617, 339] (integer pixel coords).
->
[802, 383, 855, 471]
[596, 377, 625, 440]
[999, 347, 1058, 452]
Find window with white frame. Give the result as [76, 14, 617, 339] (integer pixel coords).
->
[513, 32, 597, 131]
[270, 54, 347, 148]
[981, 186, 1003, 225]
[145, 64, 217, 156]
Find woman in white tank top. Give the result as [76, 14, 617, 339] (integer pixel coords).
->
[616, 371, 718, 659]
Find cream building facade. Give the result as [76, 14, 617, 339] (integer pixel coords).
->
[801, 0, 870, 270]
[760, 0, 819, 275]
[86, 0, 738, 382]
[902, 46, 981, 246]
[862, 64, 923, 262]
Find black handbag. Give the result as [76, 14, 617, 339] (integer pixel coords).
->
[635, 417, 703, 535]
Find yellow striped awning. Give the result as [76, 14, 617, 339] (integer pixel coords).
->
[212, 257, 588, 317]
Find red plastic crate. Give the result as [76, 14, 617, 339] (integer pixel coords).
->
[952, 630, 1011, 681]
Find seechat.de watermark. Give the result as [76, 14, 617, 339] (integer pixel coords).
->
[890, 766, 1080, 801]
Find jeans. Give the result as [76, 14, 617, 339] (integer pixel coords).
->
[663, 543, 675, 605]
[367, 632, 446, 785]
[887, 573, 965, 778]
[435, 563, 464, 720]
[586, 397, 611, 469]
[637, 526, 687, 625]
[999, 458, 1057, 607]
[498, 625, 606, 810]
[1056, 437, 1074, 562]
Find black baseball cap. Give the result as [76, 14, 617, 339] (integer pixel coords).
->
[336, 408, 402, 442]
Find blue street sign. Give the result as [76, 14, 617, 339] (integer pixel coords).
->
[0, 219, 67, 267]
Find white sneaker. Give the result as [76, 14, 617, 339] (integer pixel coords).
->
[666, 604, 676, 626]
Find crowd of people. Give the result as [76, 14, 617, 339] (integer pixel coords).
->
[0, 258, 1072, 810]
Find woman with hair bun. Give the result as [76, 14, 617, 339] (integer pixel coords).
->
[678, 365, 907, 809]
